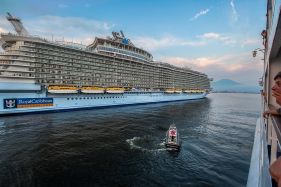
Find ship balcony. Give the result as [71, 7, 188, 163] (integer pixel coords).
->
[0, 52, 36, 57]
[0, 69, 34, 73]
[0, 73, 35, 79]
[0, 62, 33, 68]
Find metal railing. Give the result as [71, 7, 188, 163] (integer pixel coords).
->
[247, 117, 272, 187]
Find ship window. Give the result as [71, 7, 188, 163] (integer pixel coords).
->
[75, 98, 78, 100]
[71, 98, 74, 100]
[67, 98, 69, 100]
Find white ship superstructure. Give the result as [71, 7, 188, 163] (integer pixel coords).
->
[0, 13, 211, 115]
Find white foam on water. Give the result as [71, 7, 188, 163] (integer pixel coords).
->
[0, 121, 5, 126]
[126, 136, 166, 153]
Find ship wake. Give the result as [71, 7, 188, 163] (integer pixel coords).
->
[126, 136, 166, 152]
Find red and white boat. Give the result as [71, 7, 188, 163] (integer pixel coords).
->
[165, 124, 180, 150]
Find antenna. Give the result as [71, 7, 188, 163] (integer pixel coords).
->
[120, 30, 125, 38]
[6, 12, 29, 36]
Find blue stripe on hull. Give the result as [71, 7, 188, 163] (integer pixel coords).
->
[0, 97, 206, 116]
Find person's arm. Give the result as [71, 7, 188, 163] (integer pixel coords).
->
[269, 157, 281, 187]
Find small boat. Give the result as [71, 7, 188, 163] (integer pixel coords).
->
[184, 90, 192, 94]
[165, 88, 175, 93]
[174, 89, 182, 94]
[47, 85, 78, 94]
[80, 86, 105, 94]
[165, 124, 180, 150]
[106, 87, 125, 94]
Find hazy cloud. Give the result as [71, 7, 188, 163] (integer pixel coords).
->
[190, 9, 210, 21]
[230, 0, 239, 22]
[0, 27, 7, 33]
[241, 38, 261, 46]
[199, 32, 236, 45]
[58, 4, 69, 9]
[134, 36, 206, 51]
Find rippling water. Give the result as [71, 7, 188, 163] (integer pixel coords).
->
[0, 93, 260, 187]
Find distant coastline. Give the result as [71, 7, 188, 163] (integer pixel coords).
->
[211, 79, 260, 94]
[211, 91, 259, 94]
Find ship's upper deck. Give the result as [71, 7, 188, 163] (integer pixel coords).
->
[87, 31, 153, 62]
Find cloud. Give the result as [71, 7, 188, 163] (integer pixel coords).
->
[190, 9, 210, 21]
[28, 16, 115, 44]
[0, 27, 7, 33]
[58, 4, 69, 9]
[161, 53, 263, 85]
[241, 38, 261, 46]
[230, 0, 239, 22]
[133, 35, 206, 51]
[199, 32, 236, 45]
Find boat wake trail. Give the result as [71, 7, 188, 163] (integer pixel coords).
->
[126, 136, 166, 152]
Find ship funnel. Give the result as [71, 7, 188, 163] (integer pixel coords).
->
[6, 12, 29, 36]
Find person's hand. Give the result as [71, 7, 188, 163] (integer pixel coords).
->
[263, 110, 271, 118]
[263, 109, 279, 118]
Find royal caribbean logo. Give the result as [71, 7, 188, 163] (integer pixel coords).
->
[3, 98, 53, 109]
[4, 99, 17, 109]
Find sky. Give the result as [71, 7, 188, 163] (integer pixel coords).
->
[0, 0, 266, 85]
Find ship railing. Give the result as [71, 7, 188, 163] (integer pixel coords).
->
[0, 51, 35, 57]
[248, 103, 281, 187]
[1, 32, 44, 41]
[1, 33, 88, 51]
[268, 115, 281, 161]
[247, 116, 272, 187]
[265, 104, 281, 164]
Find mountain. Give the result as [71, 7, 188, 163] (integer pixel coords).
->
[211, 79, 261, 93]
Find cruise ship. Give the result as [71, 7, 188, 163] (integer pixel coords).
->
[0, 13, 211, 115]
[247, 0, 281, 186]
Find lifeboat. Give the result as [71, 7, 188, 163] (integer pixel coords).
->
[106, 87, 125, 94]
[174, 89, 182, 93]
[165, 88, 175, 93]
[48, 85, 78, 94]
[81, 86, 105, 94]
[184, 90, 192, 93]
[165, 124, 180, 151]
